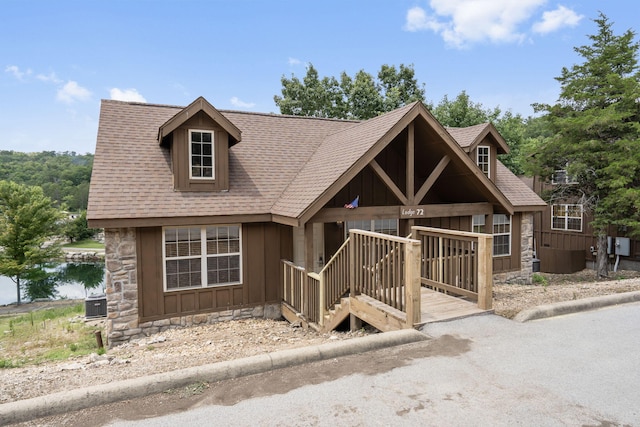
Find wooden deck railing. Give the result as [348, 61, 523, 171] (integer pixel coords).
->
[349, 229, 421, 326]
[411, 226, 493, 310]
[281, 228, 422, 329]
[321, 239, 351, 312]
[282, 260, 321, 324]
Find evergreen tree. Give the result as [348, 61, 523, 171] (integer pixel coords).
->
[0, 181, 62, 304]
[530, 14, 640, 277]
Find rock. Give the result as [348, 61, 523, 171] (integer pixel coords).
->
[149, 335, 166, 344]
[60, 363, 84, 371]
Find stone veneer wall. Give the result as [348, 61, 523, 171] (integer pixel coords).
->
[493, 213, 535, 284]
[104, 228, 281, 348]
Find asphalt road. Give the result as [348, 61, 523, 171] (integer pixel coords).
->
[88, 302, 640, 427]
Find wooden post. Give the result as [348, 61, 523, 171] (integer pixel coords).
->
[349, 232, 357, 297]
[312, 272, 325, 327]
[477, 235, 493, 310]
[404, 239, 422, 328]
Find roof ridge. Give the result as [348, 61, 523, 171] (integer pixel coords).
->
[269, 102, 420, 217]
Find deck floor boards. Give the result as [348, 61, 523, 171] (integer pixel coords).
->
[418, 288, 492, 325]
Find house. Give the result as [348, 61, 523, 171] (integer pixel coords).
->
[87, 97, 546, 346]
[524, 174, 640, 273]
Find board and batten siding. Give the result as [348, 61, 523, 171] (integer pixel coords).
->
[136, 223, 292, 323]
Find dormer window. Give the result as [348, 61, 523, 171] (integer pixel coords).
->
[190, 130, 214, 179]
[477, 146, 490, 178]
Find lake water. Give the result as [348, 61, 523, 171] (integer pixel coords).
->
[0, 262, 106, 306]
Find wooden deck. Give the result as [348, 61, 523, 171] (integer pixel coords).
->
[417, 287, 493, 326]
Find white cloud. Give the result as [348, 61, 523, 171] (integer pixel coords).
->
[230, 96, 256, 109]
[288, 57, 302, 66]
[532, 5, 583, 34]
[36, 72, 62, 84]
[5, 65, 31, 80]
[57, 81, 92, 103]
[110, 88, 147, 103]
[404, 0, 547, 48]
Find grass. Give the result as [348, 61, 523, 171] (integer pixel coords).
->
[63, 239, 104, 250]
[0, 303, 105, 368]
[531, 273, 549, 287]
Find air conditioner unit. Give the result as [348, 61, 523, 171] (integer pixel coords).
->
[85, 294, 107, 318]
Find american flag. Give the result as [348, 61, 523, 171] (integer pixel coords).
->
[344, 196, 359, 209]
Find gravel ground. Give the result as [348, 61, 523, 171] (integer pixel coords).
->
[2, 269, 640, 404]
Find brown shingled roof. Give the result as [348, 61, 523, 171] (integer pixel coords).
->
[88, 98, 544, 227]
[495, 162, 546, 211]
[446, 122, 509, 154]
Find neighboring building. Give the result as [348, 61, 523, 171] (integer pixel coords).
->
[87, 97, 546, 346]
[525, 174, 640, 273]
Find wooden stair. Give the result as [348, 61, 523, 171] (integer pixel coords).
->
[318, 297, 350, 333]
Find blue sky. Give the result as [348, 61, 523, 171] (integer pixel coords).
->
[1, 0, 638, 154]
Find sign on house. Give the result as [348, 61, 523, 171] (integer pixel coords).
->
[400, 206, 429, 219]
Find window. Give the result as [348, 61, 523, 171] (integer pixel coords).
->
[477, 146, 490, 178]
[552, 169, 577, 185]
[163, 225, 241, 291]
[492, 214, 511, 256]
[190, 130, 214, 179]
[346, 219, 398, 237]
[552, 204, 583, 231]
[472, 214, 486, 233]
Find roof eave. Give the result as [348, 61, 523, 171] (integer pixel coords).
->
[157, 96, 242, 145]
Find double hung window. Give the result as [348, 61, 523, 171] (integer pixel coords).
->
[163, 225, 241, 291]
[345, 219, 399, 237]
[492, 214, 511, 256]
[551, 204, 583, 231]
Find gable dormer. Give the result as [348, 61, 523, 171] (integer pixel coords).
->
[158, 97, 241, 192]
[447, 123, 509, 184]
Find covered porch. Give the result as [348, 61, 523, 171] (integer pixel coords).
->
[281, 226, 494, 333]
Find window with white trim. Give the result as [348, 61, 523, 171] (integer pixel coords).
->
[492, 214, 511, 256]
[190, 130, 214, 179]
[346, 219, 398, 237]
[472, 214, 486, 233]
[477, 146, 490, 178]
[552, 169, 577, 185]
[552, 204, 583, 231]
[163, 225, 241, 291]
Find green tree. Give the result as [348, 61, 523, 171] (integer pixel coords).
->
[529, 14, 640, 278]
[274, 63, 425, 120]
[0, 151, 93, 210]
[431, 91, 528, 175]
[0, 181, 62, 304]
[62, 211, 98, 243]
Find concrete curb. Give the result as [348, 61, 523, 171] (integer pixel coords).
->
[513, 290, 640, 322]
[0, 329, 427, 425]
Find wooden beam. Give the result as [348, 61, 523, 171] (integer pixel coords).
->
[400, 202, 493, 219]
[407, 122, 415, 204]
[304, 221, 314, 272]
[404, 239, 421, 326]
[477, 234, 493, 310]
[414, 155, 450, 204]
[310, 206, 400, 223]
[369, 160, 409, 205]
[349, 296, 407, 332]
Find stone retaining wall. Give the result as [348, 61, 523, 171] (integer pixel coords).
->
[103, 227, 282, 348]
[64, 251, 105, 262]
